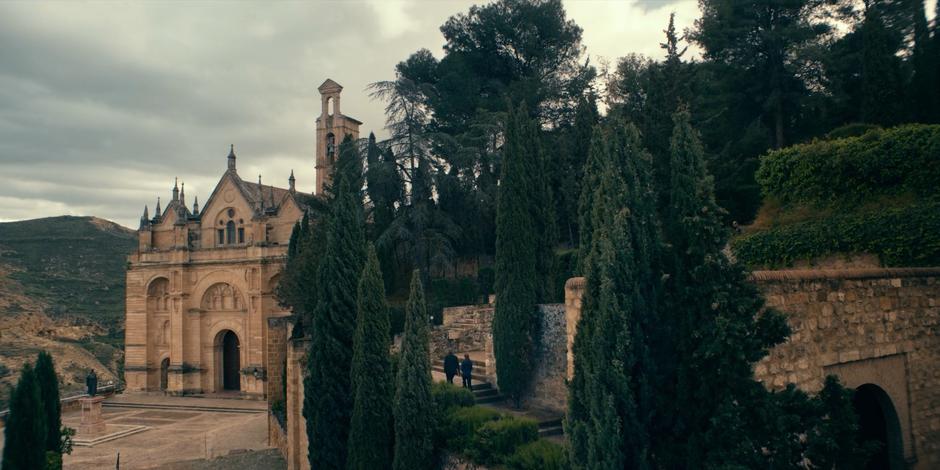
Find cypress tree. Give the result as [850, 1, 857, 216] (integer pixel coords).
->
[576, 130, 607, 274]
[568, 119, 656, 470]
[494, 103, 540, 406]
[304, 136, 367, 470]
[34, 352, 62, 459]
[392, 271, 434, 470]
[2, 363, 48, 470]
[347, 244, 394, 470]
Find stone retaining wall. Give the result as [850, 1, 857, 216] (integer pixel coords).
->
[565, 268, 940, 470]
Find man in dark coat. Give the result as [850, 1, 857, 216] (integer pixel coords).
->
[443, 351, 459, 384]
[460, 354, 473, 389]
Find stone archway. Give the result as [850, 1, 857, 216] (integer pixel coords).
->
[854, 383, 904, 470]
[215, 330, 241, 392]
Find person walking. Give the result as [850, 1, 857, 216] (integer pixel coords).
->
[460, 354, 473, 389]
[443, 351, 459, 384]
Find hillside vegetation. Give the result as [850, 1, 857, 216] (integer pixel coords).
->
[0, 216, 135, 407]
[732, 125, 940, 268]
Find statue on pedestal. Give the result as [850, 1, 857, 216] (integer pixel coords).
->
[86, 369, 98, 397]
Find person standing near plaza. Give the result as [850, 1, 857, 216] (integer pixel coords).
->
[443, 351, 459, 384]
[460, 354, 473, 389]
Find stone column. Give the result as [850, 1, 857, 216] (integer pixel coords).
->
[565, 277, 586, 380]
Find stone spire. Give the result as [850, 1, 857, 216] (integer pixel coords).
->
[193, 196, 200, 216]
[258, 174, 264, 210]
[227, 144, 236, 171]
[155, 197, 162, 219]
[179, 182, 186, 208]
[140, 205, 150, 229]
[289, 170, 296, 193]
[172, 178, 179, 202]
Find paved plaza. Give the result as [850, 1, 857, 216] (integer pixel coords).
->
[53, 394, 272, 469]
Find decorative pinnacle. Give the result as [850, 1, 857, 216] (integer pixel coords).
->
[227, 144, 236, 171]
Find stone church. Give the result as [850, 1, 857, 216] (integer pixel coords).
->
[124, 79, 360, 398]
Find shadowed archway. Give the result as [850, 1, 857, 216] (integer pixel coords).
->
[215, 330, 241, 392]
[854, 383, 904, 470]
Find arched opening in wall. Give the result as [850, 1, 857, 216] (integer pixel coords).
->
[853, 383, 904, 470]
[159, 358, 169, 391]
[216, 330, 241, 391]
[326, 132, 336, 163]
[327, 96, 335, 116]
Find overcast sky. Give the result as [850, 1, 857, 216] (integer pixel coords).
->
[0, 0, 703, 228]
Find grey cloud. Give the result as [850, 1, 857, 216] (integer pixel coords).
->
[0, 0, 694, 228]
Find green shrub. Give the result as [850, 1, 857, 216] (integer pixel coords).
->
[442, 406, 503, 452]
[731, 199, 940, 268]
[468, 416, 539, 465]
[756, 124, 940, 206]
[432, 381, 475, 412]
[824, 123, 881, 140]
[505, 439, 570, 470]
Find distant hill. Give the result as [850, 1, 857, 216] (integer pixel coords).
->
[0, 216, 136, 407]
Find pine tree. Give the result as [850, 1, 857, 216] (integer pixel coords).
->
[34, 352, 62, 459]
[494, 103, 541, 406]
[568, 118, 656, 470]
[2, 363, 48, 470]
[304, 136, 367, 470]
[347, 245, 394, 470]
[393, 271, 434, 470]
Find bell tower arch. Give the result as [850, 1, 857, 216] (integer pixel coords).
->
[315, 78, 362, 195]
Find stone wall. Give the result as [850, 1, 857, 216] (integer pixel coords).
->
[565, 268, 940, 470]
[265, 315, 293, 403]
[268, 412, 288, 459]
[521, 304, 568, 414]
[751, 268, 940, 469]
[431, 303, 569, 413]
[284, 334, 310, 470]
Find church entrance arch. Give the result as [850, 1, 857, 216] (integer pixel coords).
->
[853, 383, 903, 470]
[159, 358, 169, 391]
[215, 330, 241, 392]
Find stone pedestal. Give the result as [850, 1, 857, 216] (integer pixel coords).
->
[78, 396, 106, 436]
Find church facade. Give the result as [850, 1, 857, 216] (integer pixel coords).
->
[124, 79, 360, 398]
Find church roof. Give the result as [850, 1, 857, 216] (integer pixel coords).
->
[318, 78, 343, 92]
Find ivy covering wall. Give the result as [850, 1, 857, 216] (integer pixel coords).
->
[734, 125, 940, 268]
[755, 124, 940, 205]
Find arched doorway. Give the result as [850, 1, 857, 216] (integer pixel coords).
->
[159, 358, 169, 391]
[854, 384, 903, 470]
[218, 330, 241, 391]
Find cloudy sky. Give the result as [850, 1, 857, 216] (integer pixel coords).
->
[0, 0, 700, 228]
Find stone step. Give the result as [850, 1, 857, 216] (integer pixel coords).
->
[103, 402, 265, 414]
[539, 425, 564, 438]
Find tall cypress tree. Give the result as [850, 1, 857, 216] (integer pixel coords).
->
[494, 103, 541, 406]
[568, 119, 657, 470]
[393, 271, 434, 470]
[347, 245, 394, 470]
[2, 363, 47, 470]
[34, 352, 62, 460]
[304, 136, 366, 470]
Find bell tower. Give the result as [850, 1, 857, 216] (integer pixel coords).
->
[315, 79, 362, 195]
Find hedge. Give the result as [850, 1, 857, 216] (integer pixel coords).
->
[755, 124, 940, 206]
[467, 417, 539, 465]
[432, 381, 475, 412]
[441, 406, 503, 452]
[731, 199, 940, 268]
[505, 439, 570, 470]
